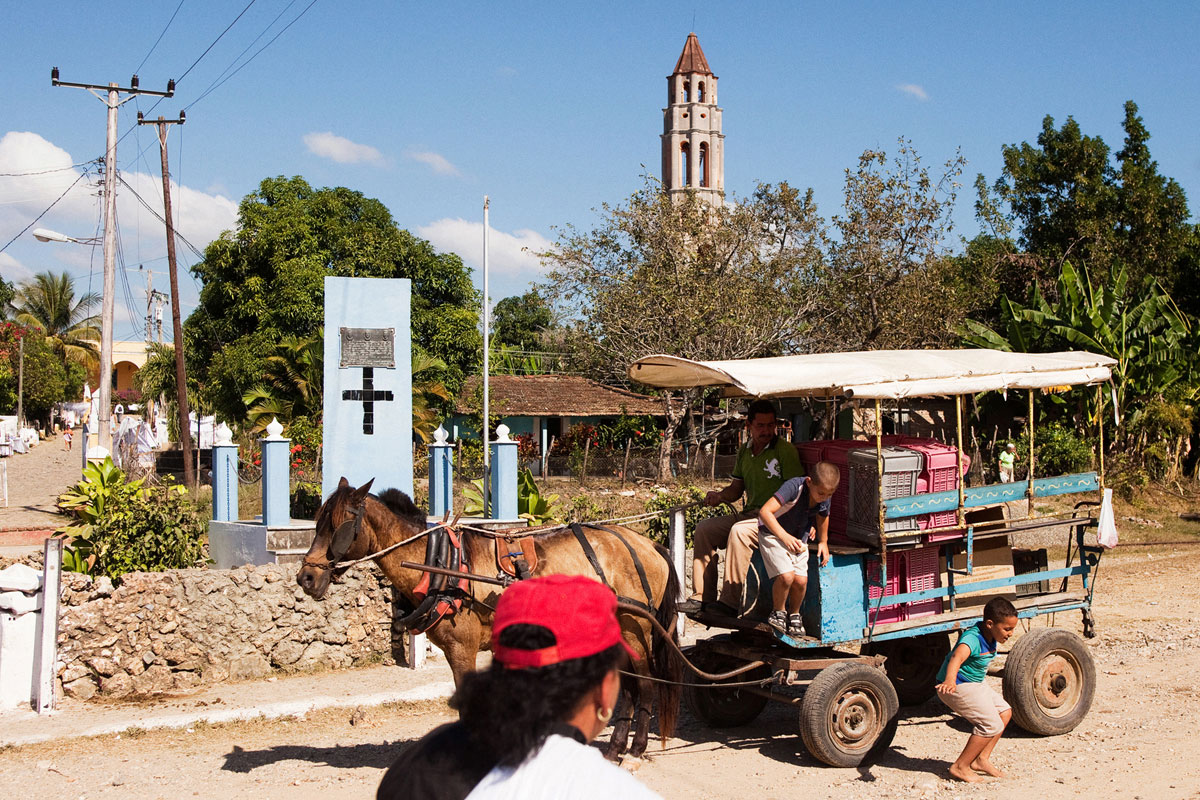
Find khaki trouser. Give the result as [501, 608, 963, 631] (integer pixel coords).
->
[691, 512, 760, 610]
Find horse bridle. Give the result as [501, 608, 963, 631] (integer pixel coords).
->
[302, 503, 365, 572]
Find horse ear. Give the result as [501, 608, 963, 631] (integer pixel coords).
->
[350, 477, 375, 503]
[337, 476, 350, 490]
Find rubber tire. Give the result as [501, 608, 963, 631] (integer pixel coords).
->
[683, 652, 771, 729]
[799, 662, 899, 767]
[863, 633, 952, 706]
[1002, 627, 1095, 736]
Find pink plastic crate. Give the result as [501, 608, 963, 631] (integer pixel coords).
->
[797, 441, 825, 472]
[865, 546, 943, 623]
[899, 441, 971, 533]
[821, 440, 868, 537]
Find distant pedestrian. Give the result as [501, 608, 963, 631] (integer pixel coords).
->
[63, 429, 72, 451]
[998, 443, 1018, 482]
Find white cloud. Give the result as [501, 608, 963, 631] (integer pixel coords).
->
[897, 83, 930, 101]
[406, 150, 462, 177]
[417, 218, 551, 279]
[0, 252, 34, 285]
[303, 131, 385, 165]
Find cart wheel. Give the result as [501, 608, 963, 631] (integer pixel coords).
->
[799, 662, 899, 767]
[1002, 627, 1095, 735]
[863, 633, 951, 706]
[683, 652, 771, 728]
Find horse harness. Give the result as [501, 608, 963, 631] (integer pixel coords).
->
[569, 523, 657, 615]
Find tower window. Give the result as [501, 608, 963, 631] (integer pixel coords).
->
[699, 142, 708, 188]
[698, 81, 706, 102]
[680, 142, 691, 187]
[682, 80, 690, 103]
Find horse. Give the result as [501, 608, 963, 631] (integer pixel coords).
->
[296, 477, 682, 760]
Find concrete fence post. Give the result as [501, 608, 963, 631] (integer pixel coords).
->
[428, 425, 453, 518]
[488, 424, 518, 520]
[212, 422, 239, 522]
[260, 417, 291, 528]
[32, 537, 62, 714]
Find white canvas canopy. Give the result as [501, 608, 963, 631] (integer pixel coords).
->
[628, 349, 1116, 400]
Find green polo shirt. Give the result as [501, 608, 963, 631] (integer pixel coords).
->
[732, 436, 804, 511]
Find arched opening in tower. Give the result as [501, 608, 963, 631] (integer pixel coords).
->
[697, 81, 706, 103]
[682, 79, 690, 103]
[699, 143, 709, 188]
[680, 142, 692, 187]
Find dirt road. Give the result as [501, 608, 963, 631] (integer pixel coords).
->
[2, 545, 1197, 799]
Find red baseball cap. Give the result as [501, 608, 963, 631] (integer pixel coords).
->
[491, 574, 639, 669]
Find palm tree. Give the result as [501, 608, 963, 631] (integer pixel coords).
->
[243, 333, 325, 433]
[412, 350, 451, 443]
[13, 272, 100, 368]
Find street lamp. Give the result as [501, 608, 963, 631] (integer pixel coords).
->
[32, 227, 110, 456]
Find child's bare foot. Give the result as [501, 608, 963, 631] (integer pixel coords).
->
[948, 763, 982, 783]
[971, 758, 1005, 778]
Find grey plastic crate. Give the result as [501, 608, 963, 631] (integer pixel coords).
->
[846, 446, 923, 546]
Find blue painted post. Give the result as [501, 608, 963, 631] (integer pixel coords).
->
[488, 424, 518, 520]
[260, 418, 291, 527]
[211, 422, 239, 522]
[428, 425, 453, 518]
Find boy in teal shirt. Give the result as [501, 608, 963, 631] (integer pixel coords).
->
[936, 596, 1019, 782]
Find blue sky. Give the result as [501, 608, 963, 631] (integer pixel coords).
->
[2, 1, 1198, 341]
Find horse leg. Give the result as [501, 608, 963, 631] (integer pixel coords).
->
[628, 675, 654, 759]
[603, 678, 636, 761]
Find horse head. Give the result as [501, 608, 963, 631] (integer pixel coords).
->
[296, 476, 375, 599]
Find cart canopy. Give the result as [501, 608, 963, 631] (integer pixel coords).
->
[628, 349, 1115, 399]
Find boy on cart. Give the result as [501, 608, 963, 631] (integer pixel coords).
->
[756, 462, 839, 637]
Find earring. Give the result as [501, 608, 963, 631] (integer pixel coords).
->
[597, 707, 613, 723]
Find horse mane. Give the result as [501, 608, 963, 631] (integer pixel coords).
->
[376, 488, 425, 529]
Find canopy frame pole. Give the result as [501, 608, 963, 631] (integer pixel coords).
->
[875, 399, 886, 551]
[1096, 384, 1105, 489]
[955, 395, 966, 528]
[1027, 391, 1036, 514]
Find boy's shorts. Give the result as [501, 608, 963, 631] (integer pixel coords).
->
[939, 681, 1011, 737]
[759, 533, 808, 578]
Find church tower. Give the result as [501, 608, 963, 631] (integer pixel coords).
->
[661, 32, 724, 201]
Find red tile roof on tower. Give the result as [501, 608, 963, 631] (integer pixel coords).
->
[672, 32, 712, 76]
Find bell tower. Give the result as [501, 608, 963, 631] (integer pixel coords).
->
[661, 32, 724, 202]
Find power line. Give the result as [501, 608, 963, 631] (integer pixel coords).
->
[0, 168, 93, 256]
[0, 161, 97, 178]
[116, 174, 206, 260]
[135, 0, 187, 75]
[177, 0, 259, 85]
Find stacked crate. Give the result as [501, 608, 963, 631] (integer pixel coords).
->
[865, 544, 942, 624]
[894, 438, 971, 542]
[845, 446, 923, 547]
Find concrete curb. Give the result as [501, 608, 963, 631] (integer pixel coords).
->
[0, 680, 456, 748]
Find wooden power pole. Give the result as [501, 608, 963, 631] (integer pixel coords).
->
[137, 111, 194, 489]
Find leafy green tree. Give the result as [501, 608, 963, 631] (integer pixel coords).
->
[186, 176, 481, 425]
[0, 278, 15, 319]
[0, 325, 73, 423]
[492, 290, 553, 350]
[539, 176, 826, 476]
[242, 333, 324, 433]
[12, 271, 100, 368]
[994, 101, 1196, 295]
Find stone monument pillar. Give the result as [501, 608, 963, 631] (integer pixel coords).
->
[489, 424, 518, 520]
[260, 417, 290, 528]
[211, 422, 239, 522]
[428, 425, 453, 517]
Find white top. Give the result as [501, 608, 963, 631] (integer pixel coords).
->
[628, 349, 1115, 400]
[465, 734, 663, 800]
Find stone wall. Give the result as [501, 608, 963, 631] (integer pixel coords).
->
[56, 564, 406, 701]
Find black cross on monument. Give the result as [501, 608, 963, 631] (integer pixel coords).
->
[342, 368, 394, 435]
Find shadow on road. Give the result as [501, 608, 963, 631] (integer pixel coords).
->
[221, 739, 413, 773]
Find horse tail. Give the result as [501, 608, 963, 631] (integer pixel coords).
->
[651, 542, 682, 744]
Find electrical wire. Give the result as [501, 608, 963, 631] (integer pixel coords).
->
[115, 174, 206, 260]
[176, 0, 259, 85]
[0, 168, 93, 256]
[135, 0, 187, 75]
[0, 161, 97, 178]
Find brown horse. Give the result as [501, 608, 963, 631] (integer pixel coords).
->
[296, 477, 681, 760]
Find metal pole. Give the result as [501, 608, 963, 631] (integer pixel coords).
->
[98, 83, 118, 455]
[482, 196, 490, 517]
[16, 335, 23, 429]
[874, 399, 885, 544]
[669, 508, 686, 637]
[955, 395, 966, 527]
[1027, 390, 1036, 513]
[1096, 384, 1105, 489]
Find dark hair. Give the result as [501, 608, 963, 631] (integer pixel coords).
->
[983, 596, 1018, 622]
[746, 398, 778, 423]
[451, 624, 622, 767]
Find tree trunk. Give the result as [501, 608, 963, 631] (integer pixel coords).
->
[658, 389, 693, 480]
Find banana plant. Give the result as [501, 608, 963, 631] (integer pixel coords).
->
[462, 468, 562, 524]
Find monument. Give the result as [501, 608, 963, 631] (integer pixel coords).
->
[322, 276, 413, 500]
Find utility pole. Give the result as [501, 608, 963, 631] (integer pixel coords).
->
[51, 69, 174, 456]
[16, 334, 24, 429]
[137, 111, 194, 489]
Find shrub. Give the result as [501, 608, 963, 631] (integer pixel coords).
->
[291, 480, 323, 520]
[643, 484, 733, 549]
[56, 457, 206, 579]
[1016, 422, 1093, 478]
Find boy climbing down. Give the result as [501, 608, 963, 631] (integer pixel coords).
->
[756, 462, 838, 638]
[936, 596, 1019, 782]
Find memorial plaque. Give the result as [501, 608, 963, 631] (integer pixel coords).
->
[340, 327, 395, 368]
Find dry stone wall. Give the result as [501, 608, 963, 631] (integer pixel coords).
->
[56, 564, 407, 701]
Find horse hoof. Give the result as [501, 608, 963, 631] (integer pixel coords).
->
[620, 756, 646, 773]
